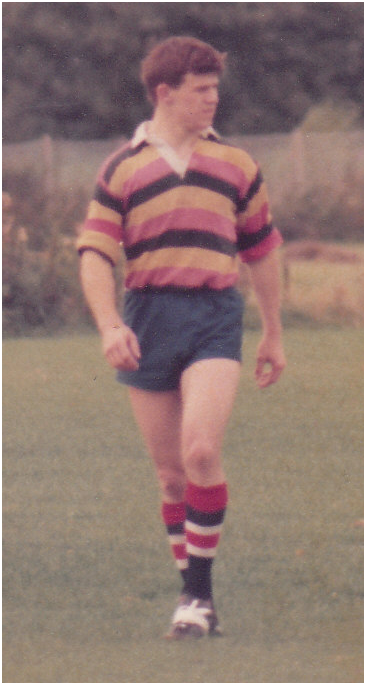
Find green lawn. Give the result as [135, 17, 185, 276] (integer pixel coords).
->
[3, 328, 363, 683]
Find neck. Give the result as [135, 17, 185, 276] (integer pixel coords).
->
[149, 110, 202, 153]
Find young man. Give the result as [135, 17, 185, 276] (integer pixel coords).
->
[77, 36, 286, 639]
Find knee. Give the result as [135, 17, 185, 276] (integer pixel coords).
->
[183, 437, 217, 480]
[158, 468, 186, 502]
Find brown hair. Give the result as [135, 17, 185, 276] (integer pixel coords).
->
[141, 36, 226, 104]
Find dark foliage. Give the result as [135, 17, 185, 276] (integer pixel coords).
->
[3, 2, 363, 142]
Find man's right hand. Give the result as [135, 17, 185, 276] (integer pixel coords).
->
[101, 324, 141, 371]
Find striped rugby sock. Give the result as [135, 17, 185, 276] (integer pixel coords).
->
[161, 501, 189, 581]
[184, 481, 228, 600]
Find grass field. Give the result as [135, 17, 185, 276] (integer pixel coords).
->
[3, 328, 363, 683]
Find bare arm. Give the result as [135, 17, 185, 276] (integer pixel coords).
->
[80, 250, 140, 370]
[246, 248, 286, 388]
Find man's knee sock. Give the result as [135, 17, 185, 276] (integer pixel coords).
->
[161, 501, 188, 582]
[184, 481, 228, 600]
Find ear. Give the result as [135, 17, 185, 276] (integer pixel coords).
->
[155, 83, 174, 105]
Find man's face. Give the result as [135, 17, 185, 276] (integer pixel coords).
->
[166, 72, 220, 133]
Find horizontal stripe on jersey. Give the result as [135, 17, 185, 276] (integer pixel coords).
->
[124, 229, 237, 260]
[94, 184, 125, 216]
[237, 169, 263, 213]
[77, 133, 282, 287]
[237, 222, 273, 251]
[125, 266, 238, 290]
[104, 141, 149, 184]
[125, 170, 240, 214]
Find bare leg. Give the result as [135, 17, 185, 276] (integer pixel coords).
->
[128, 359, 240, 493]
[128, 387, 185, 503]
[180, 358, 241, 486]
[128, 386, 189, 581]
[163, 358, 242, 632]
[128, 360, 241, 634]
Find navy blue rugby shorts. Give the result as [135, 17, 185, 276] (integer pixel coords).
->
[117, 287, 244, 392]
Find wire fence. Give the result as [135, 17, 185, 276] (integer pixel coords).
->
[3, 128, 363, 203]
[2, 129, 363, 334]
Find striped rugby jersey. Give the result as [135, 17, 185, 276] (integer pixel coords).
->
[77, 123, 282, 290]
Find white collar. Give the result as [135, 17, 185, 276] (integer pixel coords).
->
[131, 121, 220, 149]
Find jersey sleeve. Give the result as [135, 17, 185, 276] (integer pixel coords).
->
[236, 164, 282, 262]
[76, 155, 125, 266]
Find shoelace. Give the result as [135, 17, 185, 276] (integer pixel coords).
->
[172, 599, 212, 632]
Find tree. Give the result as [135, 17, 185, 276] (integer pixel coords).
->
[2, 2, 363, 141]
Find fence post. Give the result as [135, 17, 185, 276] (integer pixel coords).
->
[289, 128, 306, 196]
[41, 135, 59, 314]
[42, 134, 55, 201]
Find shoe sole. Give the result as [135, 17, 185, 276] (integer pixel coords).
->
[210, 624, 224, 637]
[165, 622, 205, 640]
[165, 623, 223, 640]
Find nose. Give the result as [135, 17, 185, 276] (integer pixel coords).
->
[209, 87, 219, 104]
[205, 87, 219, 107]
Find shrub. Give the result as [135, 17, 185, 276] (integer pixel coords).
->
[2, 166, 89, 251]
[3, 191, 88, 335]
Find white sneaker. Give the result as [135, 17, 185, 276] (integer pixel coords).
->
[165, 594, 223, 640]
